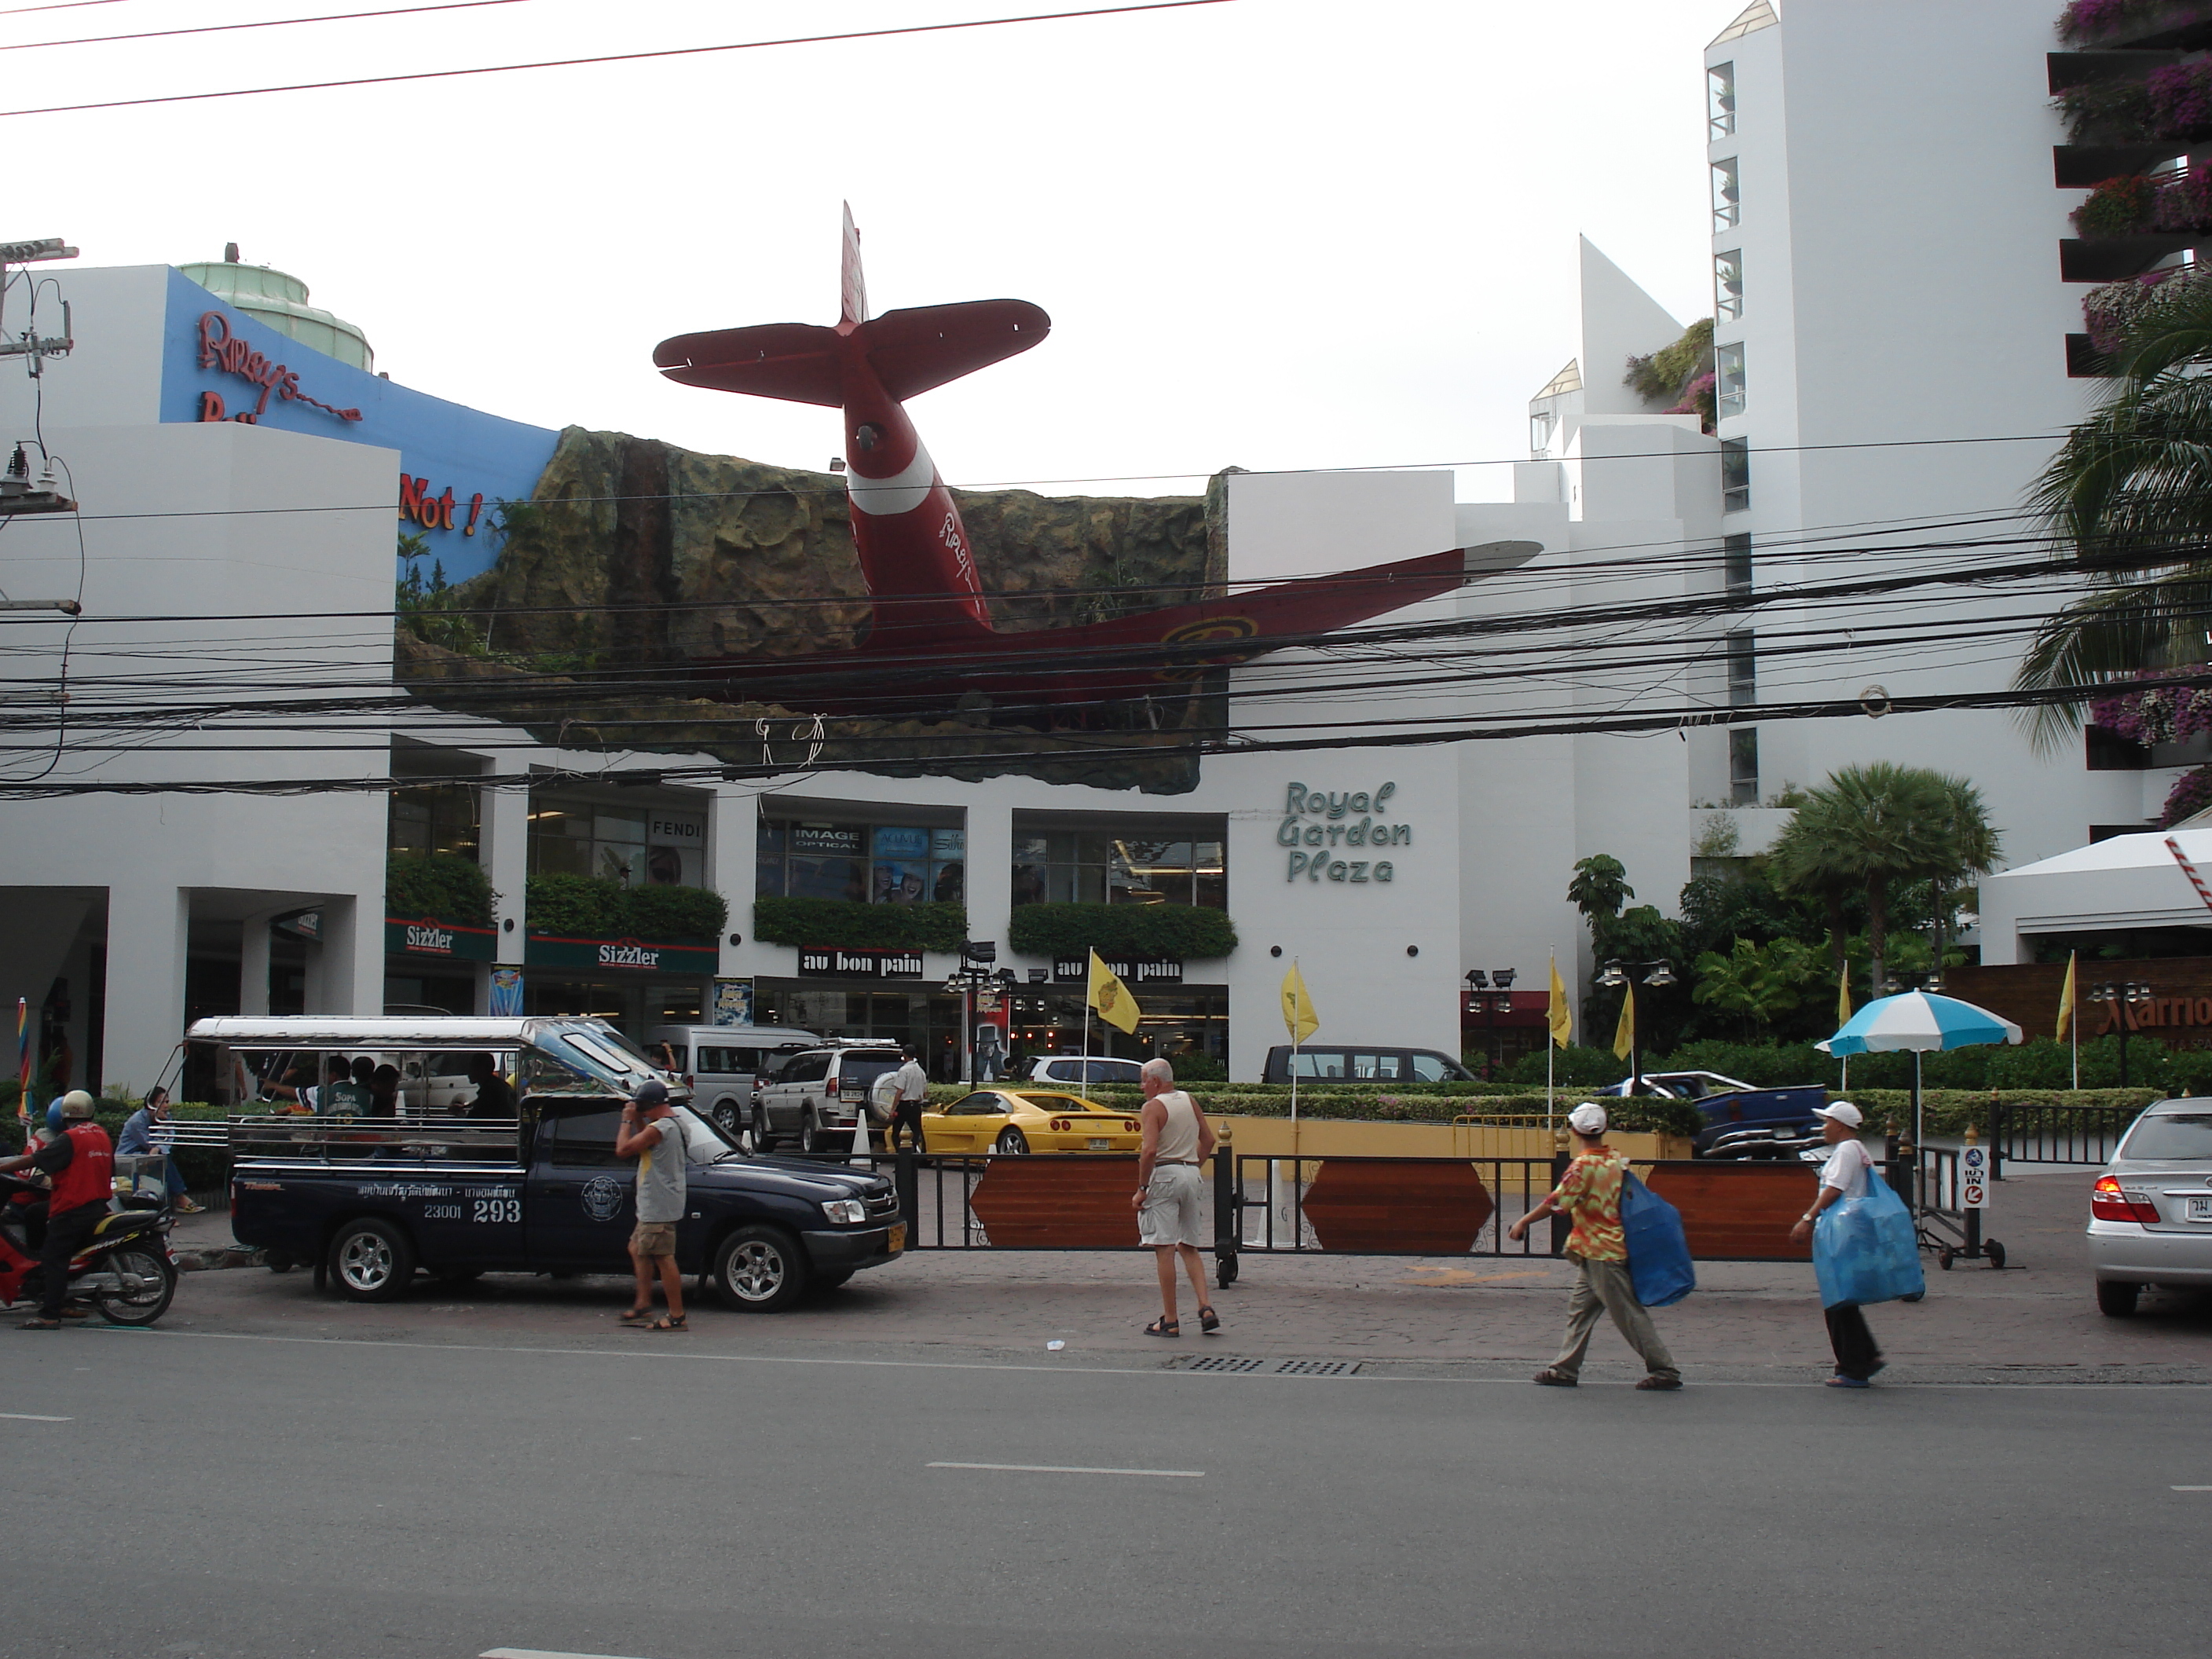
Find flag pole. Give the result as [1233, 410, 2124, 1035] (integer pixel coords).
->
[1545, 950, 1555, 1130]
[1289, 956, 1302, 1154]
[2069, 950, 2080, 1090]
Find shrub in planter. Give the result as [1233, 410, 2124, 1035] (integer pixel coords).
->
[2075, 174, 2155, 238]
[752, 896, 967, 953]
[1623, 318, 1714, 407]
[1005, 903, 1238, 961]
[618, 883, 728, 940]
[2058, 0, 2210, 44]
[524, 873, 615, 937]
[523, 876, 726, 941]
[386, 851, 495, 928]
[2091, 667, 2212, 745]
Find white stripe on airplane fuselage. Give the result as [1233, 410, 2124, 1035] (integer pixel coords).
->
[847, 441, 937, 518]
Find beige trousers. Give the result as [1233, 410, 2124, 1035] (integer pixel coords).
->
[1550, 1252, 1679, 1381]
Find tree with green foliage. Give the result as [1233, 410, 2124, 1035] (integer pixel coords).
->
[2014, 276, 2212, 750]
[1690, 937, 1824, 1040]
[1767, 764, 1992, 999]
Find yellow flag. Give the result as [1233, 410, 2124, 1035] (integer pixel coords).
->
[1547, 953, 1573, 1049]
[1088, 950, 1140, 1035]
[2056, 950, 2078, 1041]
[1837, 965, 1853, 1027]
[1612, 980, 1635, 1063]
[1281, 961, 1320, 1045]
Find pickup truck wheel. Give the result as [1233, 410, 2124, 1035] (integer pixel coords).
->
[713, 1225, 809, 1313]
[800, 1114, 822, 1155]
[328, 1218, 416, 1302]
[749, 1105, 776, 1154]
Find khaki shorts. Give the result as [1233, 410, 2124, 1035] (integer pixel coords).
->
[630, 1221, 677, 1258]
[1139, 1163, 1205, 1249]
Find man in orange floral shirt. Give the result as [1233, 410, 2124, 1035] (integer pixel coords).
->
[1508, 1101, 1682, 1390]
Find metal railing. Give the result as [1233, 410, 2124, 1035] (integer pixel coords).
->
[1987, 1099, 2143, 1175]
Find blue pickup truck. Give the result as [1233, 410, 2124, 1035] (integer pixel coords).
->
[1596, 1070, 1828, 1159]
[188, 1016, 905, 1312]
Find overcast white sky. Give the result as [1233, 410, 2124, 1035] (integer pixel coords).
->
[18, 0, 1745, 503]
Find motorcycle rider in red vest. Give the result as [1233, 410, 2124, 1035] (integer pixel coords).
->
[0, 1090, 113, 1328]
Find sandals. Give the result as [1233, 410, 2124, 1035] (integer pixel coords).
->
[618, 1308, 654, 1327]
[1532, 1368, 1578, 1387]
[17, 1317, 61, 1331]
[1198, 1306, 1221, 1335]
[1144, 1317, 1179, 1338]
[647, 1314, 687, 1333]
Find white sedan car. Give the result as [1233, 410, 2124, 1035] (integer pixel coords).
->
[2086, 1097, 2212, 1317]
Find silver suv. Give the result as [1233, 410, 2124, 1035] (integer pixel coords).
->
[2088, 1097, 2212, 1317]
[756, 1042, 905, 1155]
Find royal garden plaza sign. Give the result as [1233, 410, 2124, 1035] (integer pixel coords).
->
[1278, 780, 1408, 885]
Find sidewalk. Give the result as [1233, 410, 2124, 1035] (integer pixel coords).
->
[153, 1169, 2212, 1382]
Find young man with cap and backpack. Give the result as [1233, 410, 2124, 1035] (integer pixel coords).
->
[1507, 1101, 1683, 1390]
[1790, 1100, 1886, 1389]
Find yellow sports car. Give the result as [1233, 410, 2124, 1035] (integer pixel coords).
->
[920, 1088, 1144, 1156]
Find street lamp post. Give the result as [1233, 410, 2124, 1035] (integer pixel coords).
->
[1595, 958, 1676, 1095]
[2088, 980, 2156, 1086]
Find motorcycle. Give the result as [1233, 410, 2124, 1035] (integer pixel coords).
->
[0, 1176, 178, 1326]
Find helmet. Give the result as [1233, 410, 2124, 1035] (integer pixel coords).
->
[60, 1090, 95, 1119]
[45, 1099, 64, 1133]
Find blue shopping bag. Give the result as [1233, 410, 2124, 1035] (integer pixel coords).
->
[1621, 1170, 1695, 1308]
[1811, 1164, 1925, 1309]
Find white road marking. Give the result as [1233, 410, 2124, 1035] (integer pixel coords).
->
[0, 1412, 71, 1422]
[929, 1460, 1203, 1478]
[2174, 1485, 2212, 1491]
[123, 1331, 2212, 1389]
[482, 1648, 655, 1658]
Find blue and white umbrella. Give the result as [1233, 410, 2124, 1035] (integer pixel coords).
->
[1818, 990, 2023, 1058]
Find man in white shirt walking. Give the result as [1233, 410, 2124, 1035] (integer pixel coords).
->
[1790, 1101, 1884, 1388]
[1132, 1058, 1219, 1338]
[884, 1044, 931, 1155]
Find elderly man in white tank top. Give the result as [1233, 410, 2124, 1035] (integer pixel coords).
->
[1132, 1057, 1221, 1337]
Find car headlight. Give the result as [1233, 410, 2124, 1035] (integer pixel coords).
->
[820, 1199, 869, 1225]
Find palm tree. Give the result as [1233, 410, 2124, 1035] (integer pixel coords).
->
[1767, 764, 1993, 996]
[2015, 276, 2212, 750]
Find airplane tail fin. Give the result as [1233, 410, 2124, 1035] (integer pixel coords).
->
[654, 203, 1050, 406]
[840, 200, 868, 328]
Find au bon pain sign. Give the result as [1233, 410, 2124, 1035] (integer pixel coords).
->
[1278, 780, 1409, 886]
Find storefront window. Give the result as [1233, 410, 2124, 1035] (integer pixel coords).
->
[758, 816, 962, 906]
[531, 795, 706, 888]
[1010, 826, 1226, 908]
[389, 785, 479, 860]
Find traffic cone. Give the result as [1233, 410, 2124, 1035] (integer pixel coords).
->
[851, 1110, 871, 1167]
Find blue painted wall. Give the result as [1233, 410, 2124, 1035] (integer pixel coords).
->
[158, 267, 560, 584]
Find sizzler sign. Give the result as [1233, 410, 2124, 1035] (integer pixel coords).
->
[599, 939, 663, 969]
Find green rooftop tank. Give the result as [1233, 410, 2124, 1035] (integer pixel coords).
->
[178, 244, 374, 372]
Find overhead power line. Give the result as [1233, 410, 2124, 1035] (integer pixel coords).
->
[0, 0, 1237, 119]
[3, 0, 542, 53]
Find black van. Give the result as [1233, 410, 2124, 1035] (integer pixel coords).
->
[1260, 1046, 1474, 1084]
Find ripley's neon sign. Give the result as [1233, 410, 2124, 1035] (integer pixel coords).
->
[196, 311, 362, 424]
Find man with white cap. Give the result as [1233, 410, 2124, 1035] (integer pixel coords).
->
[1507, 1101, 1682, 1390]
[1790, 1101, 1884, 1387]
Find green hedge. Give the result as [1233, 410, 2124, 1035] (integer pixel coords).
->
[1006, 903, 1237, 961]
[526, 874, 727, 940]
[1842, 1089, 2159, 1138]
[386, 851, 495, 928]
[752, 897, 967, 952]
[994, 1084, 1703, 1137]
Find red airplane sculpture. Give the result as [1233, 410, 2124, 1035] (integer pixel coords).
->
[651, 207, 1531, 722]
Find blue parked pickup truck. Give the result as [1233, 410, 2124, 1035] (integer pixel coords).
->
[1596, 1070, 1828, 1159]
[188, 1016, 905, 1312]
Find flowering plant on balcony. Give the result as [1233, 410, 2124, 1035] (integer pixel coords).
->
[2075, 173, 2156, 237]
[2055, 76, 2157, 144]
[1666, 370, 1717, 434]
[2148, 59, 2212, 134]
[2152, 161, 2212, 230]
[2163, 764, 2212, 826]
[2059, 0, 2212, 44]
[2082, 263, 2203, 353]
[2090, 668, 2212, 745]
